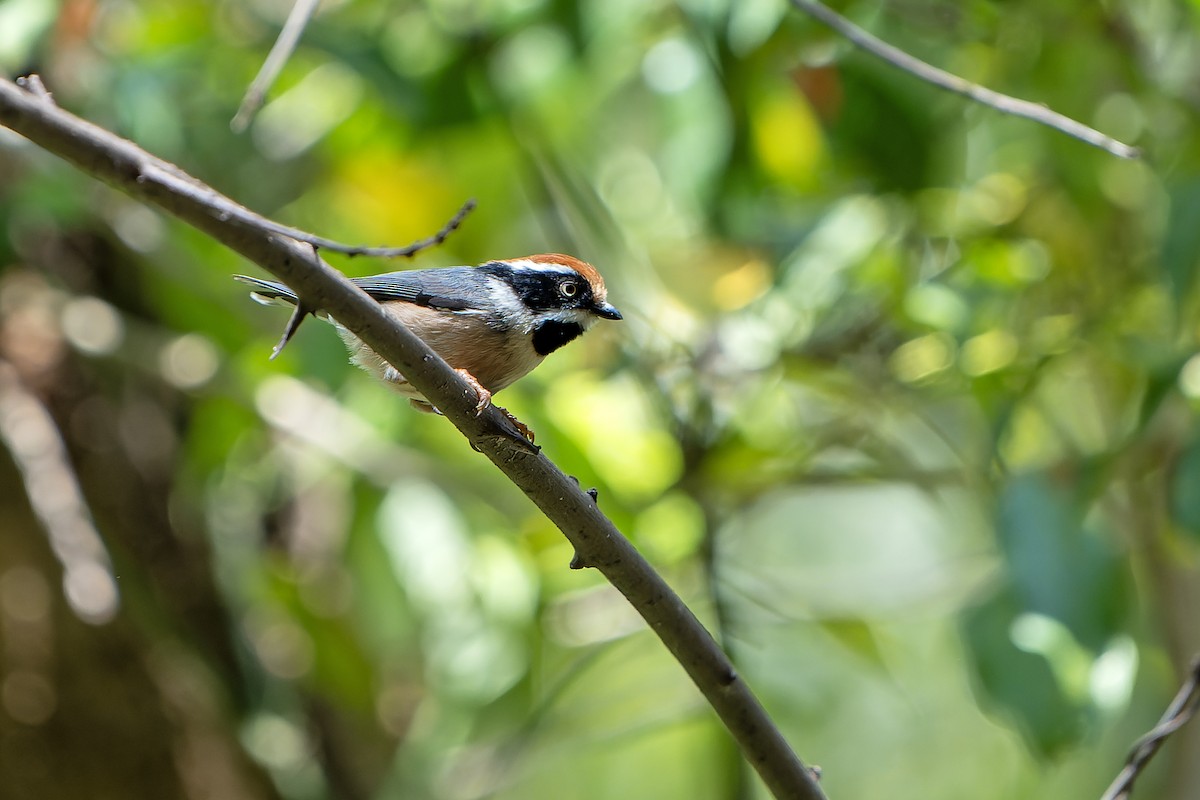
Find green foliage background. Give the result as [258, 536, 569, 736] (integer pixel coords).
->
[1, 0, 1199, 798]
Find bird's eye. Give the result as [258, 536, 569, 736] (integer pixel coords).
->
[560, 281, 579, 298]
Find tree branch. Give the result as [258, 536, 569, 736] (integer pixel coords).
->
[0, 77, 826, 800]
[1101, 657, 1200, 800]
[787, 0, 1140, 159]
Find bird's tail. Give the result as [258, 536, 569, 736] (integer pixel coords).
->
[234, 274, 317, 360]
[234, 274, 298, 308]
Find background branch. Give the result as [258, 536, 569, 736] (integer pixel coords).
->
[0, 360, 117, 624]
[0, 77, 825, 800]
[1101, 658, 1200, 800]
[231, 0, 322, 132]
[787, 0, 1140, 159]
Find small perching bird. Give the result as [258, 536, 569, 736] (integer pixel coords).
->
[235, 254, 621, 431]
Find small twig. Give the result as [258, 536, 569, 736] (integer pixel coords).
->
[16, 74, 54, 102]
[1101, 657, 1200, 800]
[254, 197, 477, 258]
[787, 0, 1140, 159]
[131, 156, 473, 262]
[232, 0, 323, 132]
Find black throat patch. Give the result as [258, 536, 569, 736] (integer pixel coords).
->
[532, 321, 584, 356]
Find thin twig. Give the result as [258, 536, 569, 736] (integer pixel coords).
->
[15, 74, 53, 102]
[232, 0, 323, 132]
[254, 197, 477, 258]
[0, 76, 827, 800]
[788, 0, 1140, 159]
[1101, 657, 1200, 800]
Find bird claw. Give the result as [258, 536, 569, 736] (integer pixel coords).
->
[450, 370, 538, 447]
[497, 408, 535, 445]
[417, 371, 537, 452]
[493, 405, 538, 452]
[455, 368, 492, 415]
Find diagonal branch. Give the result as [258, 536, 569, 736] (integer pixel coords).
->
[787, 0, 1140, 159]
[1101, 657, 1200, 800]
[0, 77, 826, 800]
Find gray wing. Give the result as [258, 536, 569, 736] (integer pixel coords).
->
[352, 267, 492, 312]
[237, 267, 499, 359]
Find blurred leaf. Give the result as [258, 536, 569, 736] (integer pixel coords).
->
[819, 617, 886, 669]
[962, 584, 1087, 758]
[1136, 353, 1187, 430]
[1169, 432, 1200, 538]
[1160, 180, 1200, 309]
[827, 58, 937, 192]
[750, 75, 826, 191]
[263, 566, 376, 711]
[0, 0, 56, 72]
[995, 470, 1126, 652]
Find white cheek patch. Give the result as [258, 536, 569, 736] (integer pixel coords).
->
[550, 308, 596, 328]
[486, 280, 541, 332]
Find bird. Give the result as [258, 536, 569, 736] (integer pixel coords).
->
[235, 254, 621, 435]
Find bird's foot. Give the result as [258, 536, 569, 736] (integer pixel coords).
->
[494, 405, 535, 445]
[455, 369, 492, 415]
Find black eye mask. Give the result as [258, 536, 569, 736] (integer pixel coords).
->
[479, 262, 595, 313]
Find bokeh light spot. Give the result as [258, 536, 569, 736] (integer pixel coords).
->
[491, 25, 571, 98]
[712, 259, 770, 310]
[890, 333, 956, 383]
[643, 37, 701, 94]
[960, 329, 1018, 376]
[0, 566, 51, 623]
[63, 562, 119, 625]
[751, 81, 823, 189]
[246, 614, 315, 680]
[904, 283, 968, 331]
[243, 713, 310, 771]
[253, 62, 363, 160]
[2, 671, 56, 725]
[1090, 636, 1137, 712]
[969, 173, 1027, 226]
[1179, 353, 1200, 399]
[1099, 158, 1155, 211]
[1093, 93, 1145, 145]
[159, 333, 220, 389]
[61, 296, 124, 356]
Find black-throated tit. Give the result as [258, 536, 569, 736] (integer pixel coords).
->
[236, 254, 621, 422]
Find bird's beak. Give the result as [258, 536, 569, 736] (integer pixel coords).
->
[592, 301, 623, 320]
